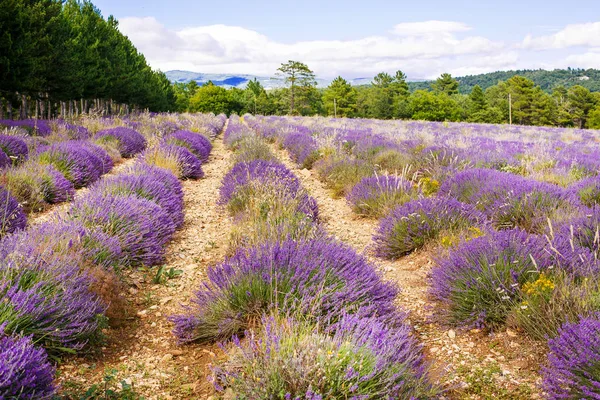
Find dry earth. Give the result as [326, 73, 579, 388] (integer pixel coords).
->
[53, 134, 547, 400]
[55, 137, 233, 399]
[270, 143, 547, 400]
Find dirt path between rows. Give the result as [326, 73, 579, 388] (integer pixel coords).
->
[269, 144, 546, 399]
[56, 134, 233, 399]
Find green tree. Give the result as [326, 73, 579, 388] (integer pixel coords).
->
[566, 85, 597, 128]
[275, 60, 316, 115]
[322, 76, 357, 117]
[432, 73, 459, 95]
[410, 90, 461, 121]
[188, 82, 241, 115]
[588, 105, 600, 129]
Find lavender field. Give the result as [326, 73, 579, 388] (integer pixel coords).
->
[2, 114, 600, 399]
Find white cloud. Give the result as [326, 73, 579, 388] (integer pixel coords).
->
[118, 17, 600, 81]
[521, 22, 600, 50]
[118, 17, 505, 79]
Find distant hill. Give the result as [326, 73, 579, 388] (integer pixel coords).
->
[165, 70, 372, 89]
[408, 68, 600, 93]
[166, 68, 600, 93]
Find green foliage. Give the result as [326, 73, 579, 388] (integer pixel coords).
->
[432, 73, 459, 95]
[410, 90, 461, 121]
[188, 82, 242, 115]
[58, 368, 144, 399]
[275, 60, 317, 115]
[322, 76, 357, 117]
[0, 0, 175, 113]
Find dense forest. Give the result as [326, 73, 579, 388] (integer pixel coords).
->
[408, 68, 600, 94]
[174, 63, 600, 129]
[0, 0, 176, 118]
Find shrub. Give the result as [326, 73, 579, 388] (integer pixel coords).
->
[314, 155, 374, 197]
[0, 332, 55, 399]
[0, 148, 9, 169]
[65, 193, 176, 266]
[570, 176, 600, 207]
[282, 130, 320, 169]
[170, 238, 400, 343]
[0, 119, 52, 136]
[1, 163, 74, 212]
[372, 149, 412, 173]
[347, 174, 418, 217]
[211, 314, 435, 399]
[166, 130, 211, 162]
[0, 246, 106, 353]
[0, 134, 28, 164]
[95, 127, 147, 157]
[373, 196, 486, 259]
[0, 185, 26, 237]
[231, 136, 277, 164]
[430, 229, 551, 329]
[542, 315, 600, 399]
[36, 141, 111, 188]
[141, 144, 203, 179]
[439, 168, 577, 233]
[91, 173, 184, 228]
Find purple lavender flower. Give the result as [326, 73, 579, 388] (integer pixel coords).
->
[141, 143, 204, 180]
[219, 160, 301, 205]
[35, 141, 111, 188]
[373, 196, 486, 259]
[0, 119, 52, 136]
[0, 148, 9, 169]
[167, 130, 212, 162]
[170, 238, 401, 343]
[211, 314, 435, 399]
[282, 131, 319, 169]
[542, 315, 600, 399]
[0, 244, 106, 352]
[569, 175, 600, 207]
[430, 229, 551, 329]
[0, 332, 55, 399]
[95, 127, 147, 157]
[65, 193, 176, 266]
[90, 173, 184, 228]
[0, 186, 26, 237]
[347, 174, 418, 217]
[439, 168, 577, 232]
[0, 134, 28, 164]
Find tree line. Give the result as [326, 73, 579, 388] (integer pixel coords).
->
[0, 0, 176, 119]
[175, 61, 600, 129]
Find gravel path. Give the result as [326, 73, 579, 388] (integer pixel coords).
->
[269, 143, 546, 399]
[56, 136, 233, 399]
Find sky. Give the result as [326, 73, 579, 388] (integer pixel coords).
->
[92, 0, 600, 80]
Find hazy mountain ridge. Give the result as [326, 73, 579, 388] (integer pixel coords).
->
[166, 68, 600, 93]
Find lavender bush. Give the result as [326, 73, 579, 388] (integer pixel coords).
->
[430, 229, 551, 329]
[0, 331, 55, 399]
[347, 174, 418, 217]
[373, 196, 486, 259]
[141, 143, 204, 179]
[167, 130, 212, 162]
[170, 238, 401, 343]
[283, 130, 320, 169]
[95, 127, 147, 157]
[211, 314, 436, 399]
[66, 192, 175, 266]
[0, 134, 28, 165]
[91, 173, 184, 228]
[0, 185, 26, 237]
[0, 246, 106, 353]
[542, 315, 600, 399]
[315, 155, 374, 197]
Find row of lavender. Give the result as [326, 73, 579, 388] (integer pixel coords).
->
[0, 115, 224, 398]
[169, 115, 437, 398]
[246, 114, 600, 398]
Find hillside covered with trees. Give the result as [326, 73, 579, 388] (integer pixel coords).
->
[0, 0, 176, 118]
[408, 68, 600, 94]
[174, 62, 600, 129]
